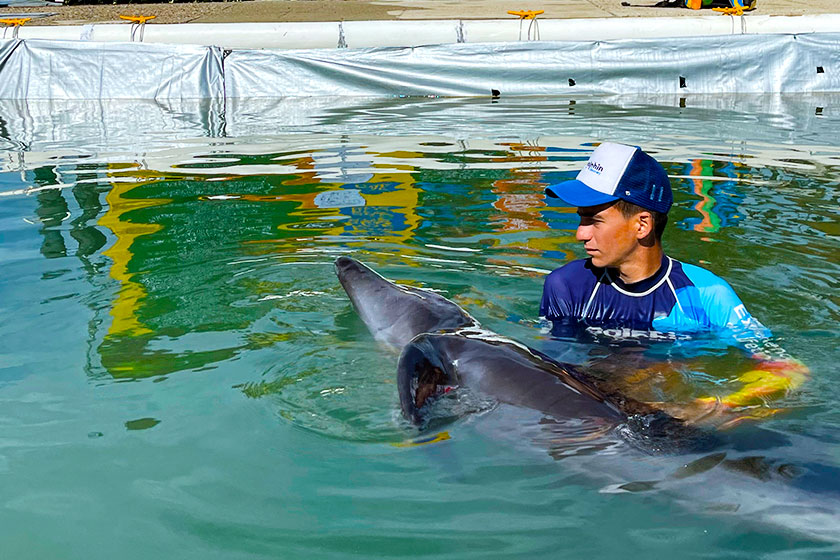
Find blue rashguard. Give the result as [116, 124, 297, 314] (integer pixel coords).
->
[540, 255, 809, 409]
[540, 255, 771, 347]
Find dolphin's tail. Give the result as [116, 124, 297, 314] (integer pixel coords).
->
[397, 334, 460, 425]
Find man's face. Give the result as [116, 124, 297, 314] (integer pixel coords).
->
[575, 202, 640, 269]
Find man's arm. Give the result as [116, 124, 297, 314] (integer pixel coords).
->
[703, 311, 809, 408]
[646, 263, 810, 425]
[686, 266, 810, 411]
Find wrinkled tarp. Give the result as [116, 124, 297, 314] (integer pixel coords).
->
[1, 33, 840, 100]
[224, 34, 840, 97]
[0, 39, 224, 99]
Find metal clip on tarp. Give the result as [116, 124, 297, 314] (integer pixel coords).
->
[337, 21, 347, 49]
[120, 15, 156, 42]
[508, 10, 543, 41]
[456, 20, 466, 43]
[0, 18, 31, 40]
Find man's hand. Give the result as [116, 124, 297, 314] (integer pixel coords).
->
[655, 398, 783, 430]
[701, 359, 810, 408]
[588, 351, 809, 430]
[633, 358, 809, 429]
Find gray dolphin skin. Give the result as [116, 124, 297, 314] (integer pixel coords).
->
[334, 255, 700, 450]
[396, 332, 624, 425]
[335, 255, 475, 350]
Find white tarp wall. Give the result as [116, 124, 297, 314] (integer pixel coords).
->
[1, 32, 840, 99]
[223, 34, 840, 97]
[12, 15, 840, 49]
[0, 39, 224, 99]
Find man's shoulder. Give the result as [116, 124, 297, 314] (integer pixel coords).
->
[541, 259, 601, 321]
[667, 257, 747, 326]
[669, 258, 737, 294]
[545, 258, 600, 289]
[547, 258, 597, 280]
[543, 258, 600, 301]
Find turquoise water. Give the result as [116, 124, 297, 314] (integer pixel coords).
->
[1, 96, 839, 558]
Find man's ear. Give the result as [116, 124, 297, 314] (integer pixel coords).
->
[636, 211, 655, 241]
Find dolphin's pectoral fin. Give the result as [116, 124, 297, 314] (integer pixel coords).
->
[668, 452, 727, 480]
[599, 480, 660, 494]
[618, 480, 659, 493]
[720, 455, 804, 482]
[397, 334, 461, 427]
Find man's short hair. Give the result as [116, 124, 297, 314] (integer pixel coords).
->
[615, 199, 668, 240]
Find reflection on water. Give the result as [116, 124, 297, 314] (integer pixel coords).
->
[1, 96, 840, 557]
[16, 137, 596, 386]
[681, 158, 747, 233]
[15, 136, 835, 386]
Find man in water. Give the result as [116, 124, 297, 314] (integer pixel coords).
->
[540, 142, 807, 424]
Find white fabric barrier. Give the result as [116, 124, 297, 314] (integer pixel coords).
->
[0, 39, 224, 99]
[11, 15, 840, 49]
[224, 34, 840, 97]
[2, 32, 840, 99]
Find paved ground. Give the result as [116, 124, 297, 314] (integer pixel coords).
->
[1, 0, 838, 26]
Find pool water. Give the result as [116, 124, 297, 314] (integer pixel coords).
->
[1, 95, 839, 558]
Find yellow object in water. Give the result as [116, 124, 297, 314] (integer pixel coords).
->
[392, 432, 451, 447]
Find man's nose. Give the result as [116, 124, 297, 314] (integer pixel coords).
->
[576, 223, 591, 242]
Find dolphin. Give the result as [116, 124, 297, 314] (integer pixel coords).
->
[335, 256, 840, 541]
[334, 256, 709, 452]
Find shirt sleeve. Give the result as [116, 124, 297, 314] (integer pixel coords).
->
[540, 268, 573, 320]
[679, 263, 797, 361]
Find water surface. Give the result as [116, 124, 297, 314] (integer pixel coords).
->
[1, 95, 839, 558]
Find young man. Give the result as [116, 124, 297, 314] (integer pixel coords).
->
[540, 142, 806, 419]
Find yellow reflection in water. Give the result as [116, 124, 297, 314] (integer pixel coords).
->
[490, 146, 576, 260]
[98, 174, 169, 337]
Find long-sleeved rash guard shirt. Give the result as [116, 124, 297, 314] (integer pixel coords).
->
[540, 254, 773, 350]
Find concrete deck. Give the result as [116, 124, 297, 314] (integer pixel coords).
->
[1, 0, 838, 26]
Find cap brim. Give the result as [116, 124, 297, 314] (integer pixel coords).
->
[544, 179, 620, 208]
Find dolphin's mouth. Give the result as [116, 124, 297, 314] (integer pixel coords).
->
[397, 334, 460, 425]
[414, 367, 455, 410]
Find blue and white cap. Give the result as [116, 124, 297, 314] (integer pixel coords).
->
[545, 142, 672, 214]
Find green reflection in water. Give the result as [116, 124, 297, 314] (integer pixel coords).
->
[87, 143, 585, 383]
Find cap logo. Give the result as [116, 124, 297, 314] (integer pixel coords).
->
[585, 161, 604, 175]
